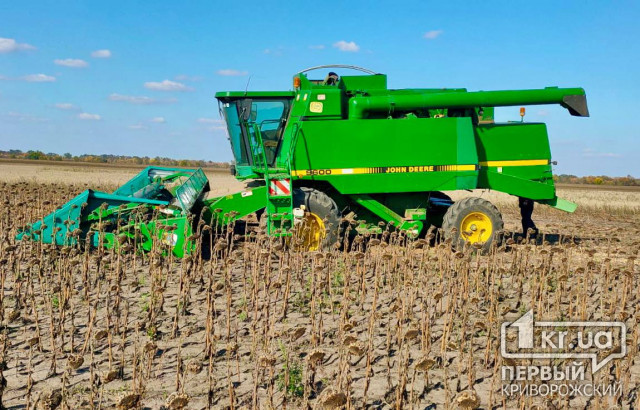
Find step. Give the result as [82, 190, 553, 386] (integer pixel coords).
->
[267, 173, 291, 180]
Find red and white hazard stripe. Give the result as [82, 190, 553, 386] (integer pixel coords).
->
[269, 179, 291, 196]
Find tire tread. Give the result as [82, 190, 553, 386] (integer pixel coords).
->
[442, 197, 503, 251]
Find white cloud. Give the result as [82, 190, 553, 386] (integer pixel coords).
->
[536, 109, 549, 116]
[333, 40, 359, 52]
[264, 46, 284, 56]
[108, 93, 176, 105]
[175, 74, 203, 82]
[309, 45, 326, 50]
[6, 111, 48, 122]
[423, 30, 443, 40]
[0, 37, 36, 53]
[197, 118, 223, 124]
[144, 79, 193, 92]
[216, 69, 248, 76]
[54, 103, 77, 110]
[198, 117, 225, 131]
[77, 112, 101, 120]
[128, 124, 148, 130]
[54, 58, 89, 68]
[1, 74, 56, 82]
[21, 74, 56, 82]
[582, 148, 621, 158]
[109, 93, 155, 104]
[150, 117, 166, 123]
[91, 49, 111, 58]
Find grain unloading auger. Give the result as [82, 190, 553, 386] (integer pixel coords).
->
[18, 65, 589, 255]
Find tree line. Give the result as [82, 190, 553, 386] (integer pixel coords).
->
[553, 174, 638, 186]
[0, 149, 229, 169]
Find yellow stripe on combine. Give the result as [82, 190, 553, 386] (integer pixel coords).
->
[451, 165, 477, 171]
[291, 160, 547, 177]
[291, 164, 477, 177]
[479, 159, 549, 167]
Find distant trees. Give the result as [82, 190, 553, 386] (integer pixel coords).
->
[555, 174, 638, 186]
[0, 149, 229, 169]
[26, 150, 45, 160]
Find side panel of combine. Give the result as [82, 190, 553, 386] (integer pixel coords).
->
[474, 123, 555, 199]
[291, 117, 479, 194]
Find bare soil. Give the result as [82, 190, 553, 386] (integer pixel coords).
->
[0, 162, 638, 409]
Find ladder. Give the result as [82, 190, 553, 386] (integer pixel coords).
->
[252, 124, 294, 236]
[265, 171, 293, 236]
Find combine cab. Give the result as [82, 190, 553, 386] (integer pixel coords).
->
[19, 65, 589, 254]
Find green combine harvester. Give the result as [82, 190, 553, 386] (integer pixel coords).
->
[18, 65, 589, 255]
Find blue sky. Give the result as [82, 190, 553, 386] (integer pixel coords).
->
[0, 0, 638, 176]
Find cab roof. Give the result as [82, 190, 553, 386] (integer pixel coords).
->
[215, 91, 295, 99]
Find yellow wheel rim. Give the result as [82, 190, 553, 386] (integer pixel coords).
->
[460, 211, 492, 244]
[300, 212, 326, 251]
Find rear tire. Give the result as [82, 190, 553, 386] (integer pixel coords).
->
[442, 197, 503, 252]
[293, 187, 341, 250]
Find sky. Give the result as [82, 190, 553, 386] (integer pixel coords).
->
[0, 0, 639, 177]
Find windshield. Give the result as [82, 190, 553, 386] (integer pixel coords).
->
[221, 98, 291, 167]
[222, 102, 250, 166]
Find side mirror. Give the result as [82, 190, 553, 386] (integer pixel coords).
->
[239, 99, 253, 121]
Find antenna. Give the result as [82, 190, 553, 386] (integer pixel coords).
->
[244, 76, 252, 95]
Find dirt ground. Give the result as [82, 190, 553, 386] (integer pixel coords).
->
[0, 162, 638, 409]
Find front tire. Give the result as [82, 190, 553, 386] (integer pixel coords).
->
[441, 197, 503, 252]
[293, 187, 341, 251]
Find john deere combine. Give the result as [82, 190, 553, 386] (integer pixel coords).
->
[18, 65, 589, 254]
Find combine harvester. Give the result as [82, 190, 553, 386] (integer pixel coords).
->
[18, 65, 589, 255]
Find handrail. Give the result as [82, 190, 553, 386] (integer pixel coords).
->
[288, 122, 300, 172]
[252, 123, 270, 180]
[297, 64, 378, 75]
